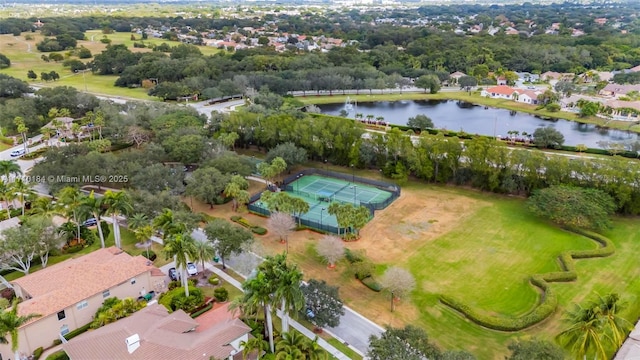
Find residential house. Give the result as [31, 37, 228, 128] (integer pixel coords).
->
[496, 76, 508, 86]
[600, 83, 640, 98]
[514, 89, 540, 105]
[449, 71, 467, 84]
[481, 85, 517, 100]
[63, 303, 251, 360]
[541, 71, 563, 82]
[1, 247, 166, 360]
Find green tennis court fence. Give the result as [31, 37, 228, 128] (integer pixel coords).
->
[247, 203, 341, 234]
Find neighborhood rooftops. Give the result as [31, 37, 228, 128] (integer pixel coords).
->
[12, 247, 164, 323]
[63, 303, 251, 360]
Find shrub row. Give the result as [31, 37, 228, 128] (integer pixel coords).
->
[33, 347, 44, 360]
[361, 277, 382, 292]
[45, 350, 69, 360]
[190, 303, 213, 318]
[440, 228, 615, 331]
[208, 276, 220, 285]
[230, 216, 268, 235]
[22, 147, 48, 160]
[63, 323, 91, 341]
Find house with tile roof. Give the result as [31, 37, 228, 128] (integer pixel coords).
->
[481, 85, 517, 100]
[600, 83, 640, 98]
[63, 302, 251, 360]
[1, 247, 166, 360]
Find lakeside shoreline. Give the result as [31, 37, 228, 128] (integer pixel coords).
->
[297, 91, 640, 135]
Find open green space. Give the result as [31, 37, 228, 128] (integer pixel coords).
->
[406, 189, 640, 358]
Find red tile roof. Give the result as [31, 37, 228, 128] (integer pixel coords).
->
[486, 85, 516, 96]
[13, 247, 164, 323]
[63, 303, 251, 360]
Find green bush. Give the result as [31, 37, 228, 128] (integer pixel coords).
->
[361, 277, 382, 292]
[63, 323, 91, 340]
[208, 276, 220, 285]
[33, 347, 44, 360]
[190, 303, 213, 318]
[344, 248, 365, 264]
[168, 280, 180, 290]
[0, 136, 13, 145]
[170, 287, 204, 312]
[0, 297, 9, 310]
[230, 215, 241, 222]
[45, 350, 70, 360]
[353, 261, 374, 280]
[251, 226, 267, 235]
[213, 287, 229, 302]
[439, 228, 615, 331]
[141, 250, 157, 261]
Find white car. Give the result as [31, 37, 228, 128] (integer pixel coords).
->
[186, 262, 198, 276]
[10, 148, 25, 157]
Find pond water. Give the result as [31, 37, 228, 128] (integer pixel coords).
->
[318, 100, 639, 149]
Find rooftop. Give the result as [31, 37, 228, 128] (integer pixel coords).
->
[12, 247, 164, 323]
[63, 303, 251, 360]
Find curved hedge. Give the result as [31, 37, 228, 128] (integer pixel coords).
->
[439, 228, 615, 331]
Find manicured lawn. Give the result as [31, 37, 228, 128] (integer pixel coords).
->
[258, 181, 640, 359]
[110, 226, 171, 267]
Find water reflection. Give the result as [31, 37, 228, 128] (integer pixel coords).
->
[318, 100, 639, 148]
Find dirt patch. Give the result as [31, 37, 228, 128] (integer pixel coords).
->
[350, 186, 486, 264]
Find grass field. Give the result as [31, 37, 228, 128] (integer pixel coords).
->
[240, 176, 640, 359]
[298, 91, 640, 134]
[0, 30, 219, 100]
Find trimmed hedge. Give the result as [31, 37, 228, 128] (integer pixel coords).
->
[439, 227, 615, 331]
[63, 323, 91, 341]
[141, 250, 157, 261]
[190, 303, 213, 318]
[208, 276, 220, 285]
[361, 277, 382, 292]
[45, 351, 69, 360]
[33, 347, 44, 360]
[214, 287, 229, 302]
[230, 216, 268, 235]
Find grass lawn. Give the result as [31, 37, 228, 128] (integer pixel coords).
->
[110, 226, 171, 267]
[298, 91, 640, 134]
[254, 180, 640, 359]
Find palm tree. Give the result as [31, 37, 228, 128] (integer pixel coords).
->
[134, 225, 154, 255]
[557, 303, 606, 359]
[11, 179, 34, 216]
[31, 197, 58, 219]
[0, 180, 15, 219]
[274, 262, 304, 334]
[240, 336, 268, 360]
[594, 293, 632, 349]
[241, 271, 277, 353]
[78, 191, 106, 248]
[0, 160, 21, 181]
[103, 190, 133, 249]
[128, 213, 149, 231]
[193, 240, 215, 277]
[163, 233, 197, 297]
[0, 299, 41, 353]
[302, 337, 328, 360]
[57, 187, 84, 242]
[275, 332, 306, 360]
[153, 209, 187, 238]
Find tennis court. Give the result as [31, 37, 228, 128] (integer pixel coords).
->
[249, 171, 399, 234]
[288, 175, 393, 206]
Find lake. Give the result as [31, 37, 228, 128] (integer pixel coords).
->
[318, 100, 639, 149]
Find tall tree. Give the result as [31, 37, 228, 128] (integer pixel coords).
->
[57, 187, 83, 241]
[204, 219, 253, 269]
[163, 233, 197, 297]
[315, 235, 344, 268]
[238, 271, 277, 353]
[13, 116, 28, 155]
[78, 192, 106, 248]
[0, 160, 21, 181]
[301, 279, 345, 329]
[185, 167, 231, 208]
[379, 267, 416, 312]
[267, 212, 296, 252]
[0, 180, 15, 219]
[224, 174, 250, 212]
[11, 179, 33, 216]
[368, 325, 441, 360]
[261, 253, 304, 334]
[193, 240, 215, 276]
[103, 190, 133, 249]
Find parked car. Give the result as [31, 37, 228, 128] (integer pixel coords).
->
[186, 262, 198, 276]
[82, 218, 97, 227]
[10, 148, 25, 157]
[168, 267, 179, 281]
